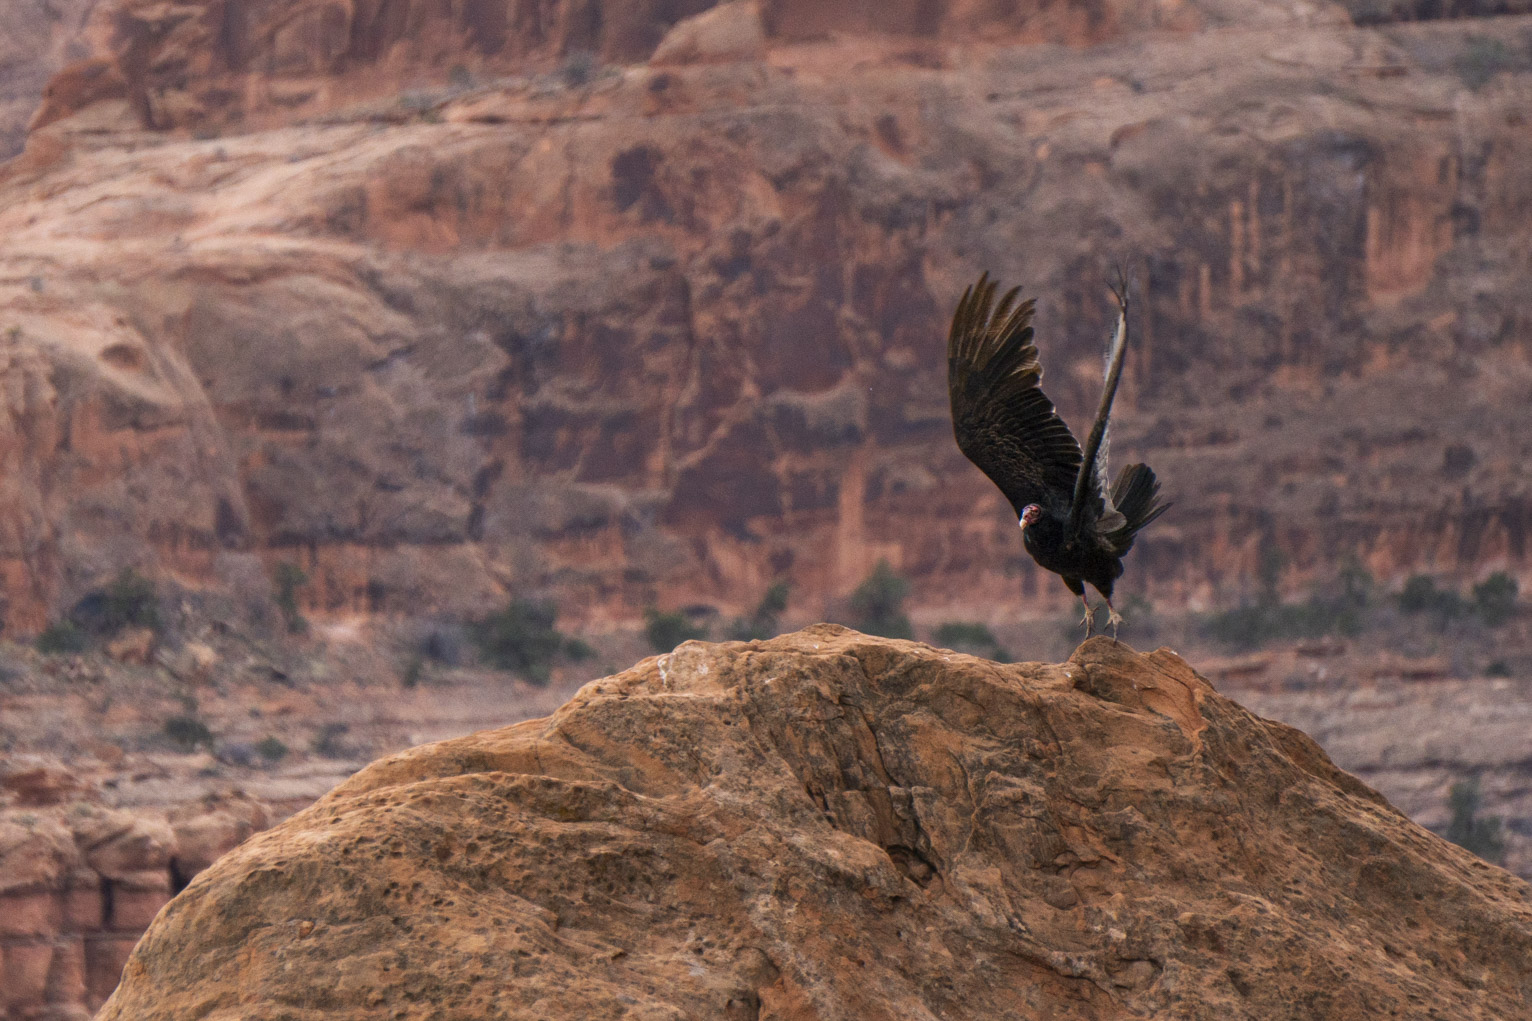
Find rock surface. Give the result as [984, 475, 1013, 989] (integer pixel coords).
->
[0, 789, 269, 1019]
[99, 627, 1532, 1019]
[0, 2, 1529, 632]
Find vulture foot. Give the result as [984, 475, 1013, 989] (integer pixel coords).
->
[1078, 595, 1096, 637]
[1106, 603, 1124, 642]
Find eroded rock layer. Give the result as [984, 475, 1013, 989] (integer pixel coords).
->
[99, 628, 1532, 1019]
[0, 1, 1529, 630]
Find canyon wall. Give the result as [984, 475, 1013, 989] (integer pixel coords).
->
[0, 0, 1528, 632]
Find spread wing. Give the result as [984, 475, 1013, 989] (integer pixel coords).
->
[947, 273, 1082, 517]
[1070, 276, 1130, 536]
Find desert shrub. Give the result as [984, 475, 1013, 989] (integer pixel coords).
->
[1444, 779, 1506, 864]
[255, 736, 289, 762]
[1203, 575, 1367, 651]
[563, 636, 595, 661]
[36, 621, 88, 655]
[934, 621, 1011, 662]
[1472, 572, 1519, 628]
[645, 608, 708, 652]
[1398, 574, 1466, 623]
[469, 599, 568, 683]
[849, 560, 914, 640]
[1456, 35, 1524, 91]
[273, 562, 309, 635]
[311, 723, 352, 758]
[726, 581, 790, 641]
[560, 50, 598, 87]
[401, 655, 424, 689]
[1485, 660, 1512, 678]
[104, 568, 161, 633]
[163, 715, 213, 751]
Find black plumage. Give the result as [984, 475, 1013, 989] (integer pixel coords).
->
[947, 273, 1169, 637]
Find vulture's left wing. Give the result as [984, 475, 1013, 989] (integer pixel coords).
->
[948, 274, 1083, 517]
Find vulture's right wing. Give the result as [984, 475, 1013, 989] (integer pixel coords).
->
[947, 274, 1083, 517]
[1070, 278, 1130, 536]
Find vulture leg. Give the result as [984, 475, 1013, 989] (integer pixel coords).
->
[1077, 593, 1096, 637]
[1105, 599, 1124, 641]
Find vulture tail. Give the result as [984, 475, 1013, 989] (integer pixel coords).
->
[1104, 463, 1170, 554]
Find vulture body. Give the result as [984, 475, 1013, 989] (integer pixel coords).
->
[946, 273, 1168, 636]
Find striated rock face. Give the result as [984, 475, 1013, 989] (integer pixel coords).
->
[0, 788, 269, 1019]
[99, 628, 1532, 1019]
[0, 2, 1530, 630]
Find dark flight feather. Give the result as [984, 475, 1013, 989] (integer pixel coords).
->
[947, 273, 1082, 517]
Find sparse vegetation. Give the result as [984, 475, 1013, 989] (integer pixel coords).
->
[311, 723, 351, 758]
[469, 598, 570, 684]
[1455, 35, 1525, 91]
[1472, 572, 1519, 628]
[1203, 560, 1371, 651]
[1444, 778, 1506, 864]
[401, 655, 424, 689]
[934, 621, 1010, 662]
[645, 607, 709, 652]
[163, 714, 213, 752]
[726, 582, 790, 641]
[103, 568, 161, 634]
[1398, 574, 1465, 621]
[274, 562, 309, 635]
[255, 736, 289, 762]
[36, 620, 88, 655]
[563, 636, 596, 661]
[560, 50, 599, 87]
[849, 560, 914, 640]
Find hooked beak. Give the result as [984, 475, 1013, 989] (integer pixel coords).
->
[1018, 517, 1029, 532]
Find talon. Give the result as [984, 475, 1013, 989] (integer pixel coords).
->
[1079, 595, 1096, 637]
[1106, 602, 1124, 642]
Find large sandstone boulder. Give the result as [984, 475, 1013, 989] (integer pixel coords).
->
[100, 628, 1532, 1018]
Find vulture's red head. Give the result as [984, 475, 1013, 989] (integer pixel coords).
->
[1019, 504, 1042, 530]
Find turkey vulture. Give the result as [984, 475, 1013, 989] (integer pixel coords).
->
[947, 273, 1168, 637]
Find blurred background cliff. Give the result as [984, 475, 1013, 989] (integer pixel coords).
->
[0, 0, 1529, 1013]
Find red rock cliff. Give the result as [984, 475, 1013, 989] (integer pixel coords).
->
[0, 0, 1527, 630]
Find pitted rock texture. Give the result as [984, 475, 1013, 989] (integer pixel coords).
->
[99, 628, 1532, 1019]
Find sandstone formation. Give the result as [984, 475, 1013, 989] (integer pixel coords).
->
[98, 628, 1532, 1019]
[0, 2, 1529, 634]
[0, 780, 269, 1020]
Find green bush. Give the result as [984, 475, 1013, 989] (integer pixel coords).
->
[36, 621, 88, 655]
[1398, 574, 1465, 619]
[645, 608, 708, 652]
[933, 621, 1011, 662]
[726, 582, 790, 641]
[1202, 578, 1367, 650]
[1456, 35, 1524, 91]
[1444, 779, 1506, 864]
[1472, 572, 1519, 628]
[849, 560, 914, 640]
[255, 736, 289, 762]
[401, 655, 424, 689]
[104, 568, 161, 634]
[163, 715, 213, 751]
[563, 637, 596, 661]
[273, 562, 309, 635]
[469, 599, 568, 683]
